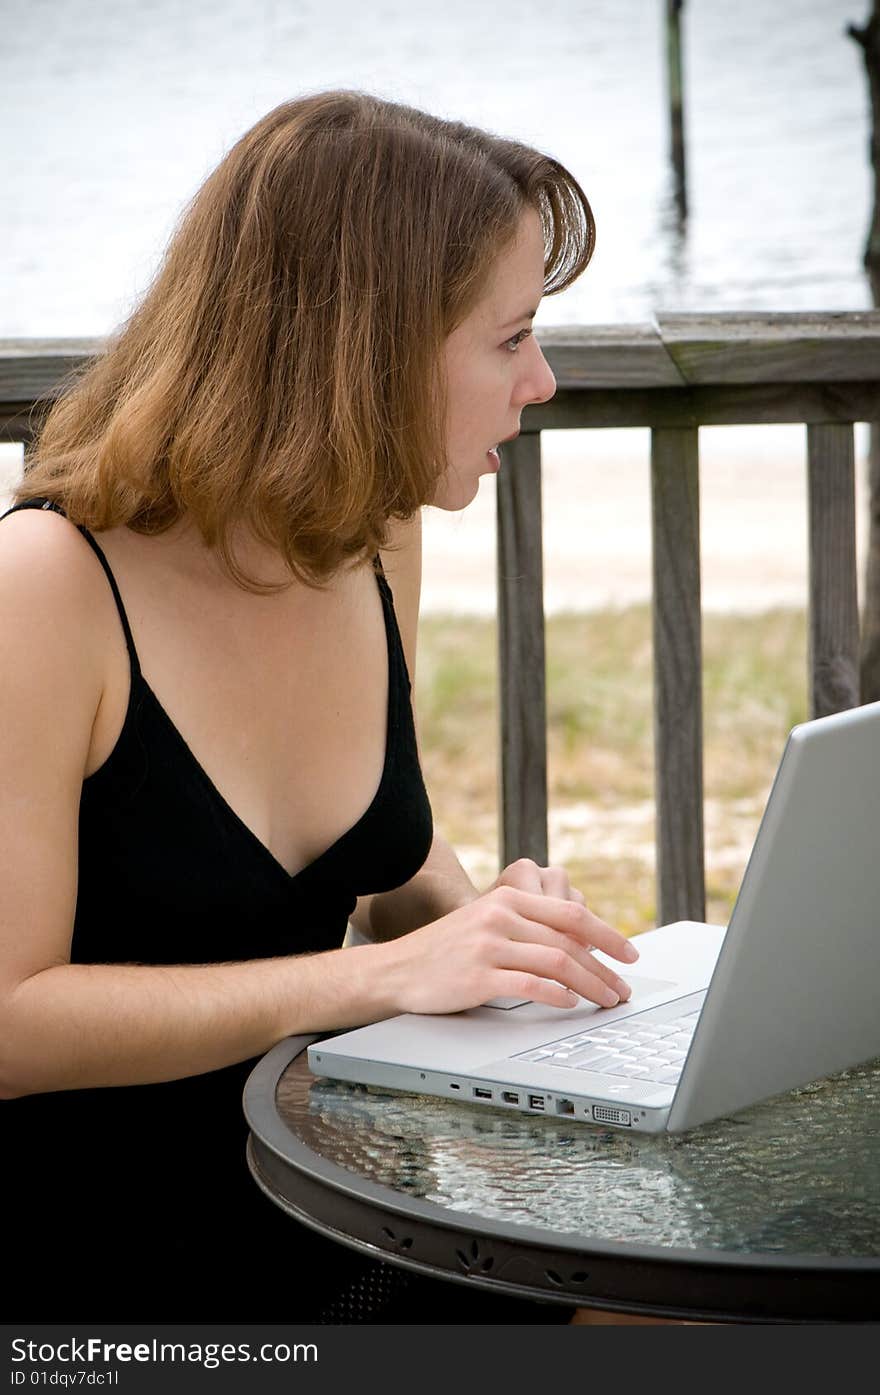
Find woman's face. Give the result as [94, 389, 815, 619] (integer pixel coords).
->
[435, 205, 557, 512]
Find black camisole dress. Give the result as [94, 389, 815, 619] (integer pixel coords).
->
[2, 497, 573, 1325]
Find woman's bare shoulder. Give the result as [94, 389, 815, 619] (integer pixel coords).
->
[2, 502, 106, 584]
[0, 505, 117, 683]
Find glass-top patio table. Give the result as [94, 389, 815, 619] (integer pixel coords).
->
[244, 1034, 880, 1323]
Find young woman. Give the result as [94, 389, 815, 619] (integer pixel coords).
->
[1, 90, 640, 1323]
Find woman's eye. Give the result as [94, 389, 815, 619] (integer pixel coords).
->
[504, 328, 532, 353]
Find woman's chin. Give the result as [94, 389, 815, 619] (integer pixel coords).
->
[430, 472, 482, 512]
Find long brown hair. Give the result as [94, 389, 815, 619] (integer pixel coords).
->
[19, 90, 595, 591]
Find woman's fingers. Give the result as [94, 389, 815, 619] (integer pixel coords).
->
[493, 858, 582, 904]
[493, 858, 549, 896]
[538, 864, 577, 898]
[491, 886, 638, 964]
[392, 885, 638, 1017]
[504, 920, 633, 1002]
[493, 940, 625, 1009]
[489, 969, 580, 1011]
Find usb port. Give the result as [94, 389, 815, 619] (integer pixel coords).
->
[501, 1091, 520, 1104]
[473, 1087, 493, 1099]
[528, 1095, 545, 1111]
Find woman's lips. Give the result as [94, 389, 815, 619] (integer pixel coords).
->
[485, 430, 517, 472]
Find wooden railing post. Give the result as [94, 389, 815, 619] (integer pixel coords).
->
[807, 423, 860, 717]
[496, 432, 548, 868]
[651, 426, 706, 925]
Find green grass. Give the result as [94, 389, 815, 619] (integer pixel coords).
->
[416, 606, 808, 937]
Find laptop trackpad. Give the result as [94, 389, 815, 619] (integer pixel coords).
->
[483, 974, 677, 1010]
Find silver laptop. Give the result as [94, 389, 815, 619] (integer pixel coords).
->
[308, 700, 880, 1133]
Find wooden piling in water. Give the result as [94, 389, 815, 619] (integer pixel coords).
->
[666, 0, 688, 221]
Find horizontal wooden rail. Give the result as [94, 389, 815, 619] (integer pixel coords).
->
[2, 311, 878, 923]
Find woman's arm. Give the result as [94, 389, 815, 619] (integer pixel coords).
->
[1, 942, 400, 1096]
[352, 831, 479, 942]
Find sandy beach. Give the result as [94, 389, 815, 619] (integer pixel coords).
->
[422, 423, 872, 615]
[2, 423, 871, 615]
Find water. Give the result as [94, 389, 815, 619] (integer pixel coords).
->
[1, 0, 873, 613]
[1, 0, 871, 334]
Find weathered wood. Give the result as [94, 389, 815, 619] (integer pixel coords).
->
[524, 382, 880, 432]
[3, 317, 880, 402]
[0, 409, 40, 446]
[848, 8, 880, 701]
[860, 424, 880, 701]
[656, 311, 880, 385]
[532, 324, 685, 389]
[848, 5, 880, 301]
[0, 339, 101, 404]
[807, 424, 860, 717]
[651, 427, 705, 925]
[4, 378, 876, 440]
[496, 433, 548, 868]
[666, 0, 688, 220]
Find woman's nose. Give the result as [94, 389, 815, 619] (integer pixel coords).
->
[535, 350, 557, 404]
[517, 341, 557, 407]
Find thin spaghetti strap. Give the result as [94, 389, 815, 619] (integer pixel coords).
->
[370, 550, 412, 690]
[372, 550, 394, 605]
[0, 497, 142, 680]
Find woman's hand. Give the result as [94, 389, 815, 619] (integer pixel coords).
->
[486, 856, 587, 906]
[384, 876, 639, 1018]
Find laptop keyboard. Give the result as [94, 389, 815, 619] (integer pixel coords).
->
[512, 1008, 701, 1085]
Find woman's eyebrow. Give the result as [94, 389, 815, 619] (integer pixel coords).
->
[498, 308, 538, 329]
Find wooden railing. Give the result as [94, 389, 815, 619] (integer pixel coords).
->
[3, 311, 879, 925]
[494, 312, 879, 924]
